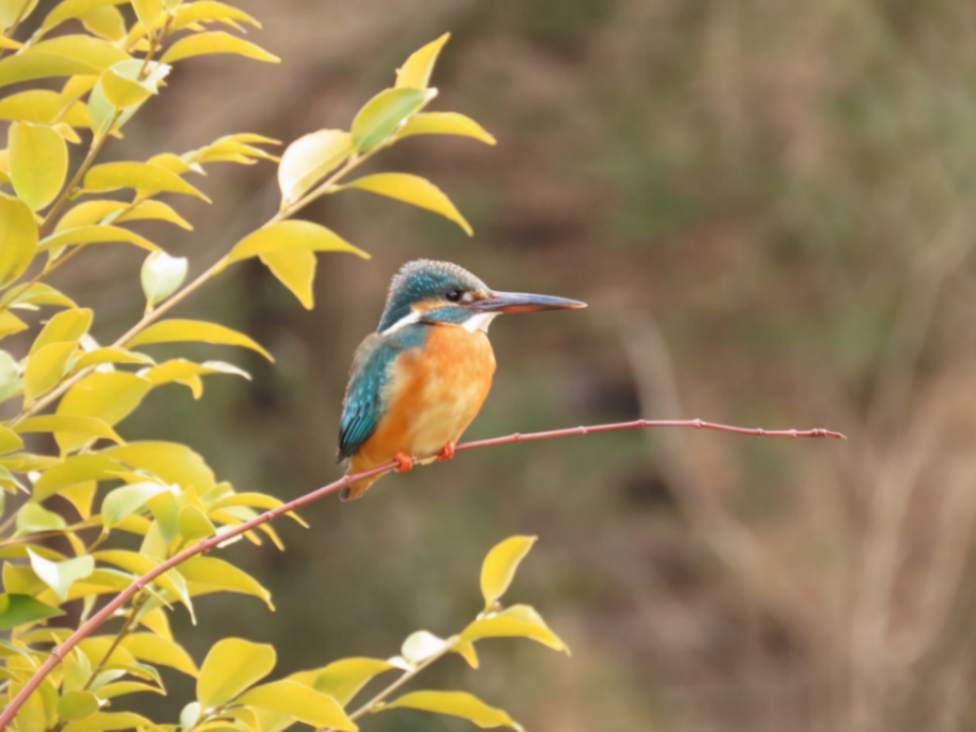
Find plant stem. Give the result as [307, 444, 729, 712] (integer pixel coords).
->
[0, 416, 845, 730]
[81, 592, 148, 692]
[37, 132, 110, 239]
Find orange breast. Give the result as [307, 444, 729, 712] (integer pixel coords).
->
[351, 325, 496, 475]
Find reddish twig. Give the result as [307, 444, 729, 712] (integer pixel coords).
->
[0, 417, 845, 728]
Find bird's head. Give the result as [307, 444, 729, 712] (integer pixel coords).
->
[377, 259, 586, 334]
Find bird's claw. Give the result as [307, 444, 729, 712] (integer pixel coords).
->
[436, 443, 456, 462]
[394, 451, 414, 473]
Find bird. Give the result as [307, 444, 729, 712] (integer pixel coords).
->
[337, 259, 586, 501]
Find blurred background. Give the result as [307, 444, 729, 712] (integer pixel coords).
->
[29, 0, 976, 729]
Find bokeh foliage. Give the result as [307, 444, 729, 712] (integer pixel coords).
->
[0, 5, 564, 729]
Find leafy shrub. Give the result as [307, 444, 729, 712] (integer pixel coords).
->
[0, 4, 565, 730]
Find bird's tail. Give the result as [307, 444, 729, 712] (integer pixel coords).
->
[339, 470, 381, 502]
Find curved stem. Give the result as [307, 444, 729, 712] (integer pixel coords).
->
[0, 416, 845, 729]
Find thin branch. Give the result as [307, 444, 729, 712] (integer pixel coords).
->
[0, 416, 845, 729]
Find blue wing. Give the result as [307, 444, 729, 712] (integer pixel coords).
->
[337, 327, 427, 460]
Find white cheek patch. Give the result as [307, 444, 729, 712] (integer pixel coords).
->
[381, 309, 422, 335]
[463, 312, 498, 333]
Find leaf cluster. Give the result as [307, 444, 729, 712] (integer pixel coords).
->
[0, 4, 554, 730]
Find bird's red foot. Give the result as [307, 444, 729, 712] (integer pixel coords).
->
[394, 451, 414, 473]
[436, 443, 456, 462]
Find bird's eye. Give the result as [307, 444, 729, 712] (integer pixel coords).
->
[445, 288, 463, 302]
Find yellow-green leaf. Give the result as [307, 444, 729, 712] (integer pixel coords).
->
[127, 319, 273, 361]
[382, 690, 523, 731]
[260, 249, 316, 309]
[27, 548, 94, 601]
[123, 632, 199, 676]
[17, 415, 124, 446]
[395, 32, 450, 89]
[55, 372, 151, 452]
[345, 172, 472, 235]
[31, 307, 92, 354]
[398, 112, 496, 145]
[56, 199, 127, 229]
[96, 680, 165, 699]
[80, 5, 126, 41]
[180, 555, 273, 610]
[40, 224, 158, 252]
[120, 199, 192, 229]
[291, 657, 393, 706]
[72, 346, 153, 370]
[0, 593, 64, 629]
[161, 30, 279, 64]
[101, 482, 167, 527]
[39, 0, 127, 35]
[177, 504, 215, 540]
[103, 441, 215, 491]
[460, 604, 569, 654]
[9, 122, 68, 210]
[100, 66, 152, 108]
[1, 282, 77, 309]
[84, 161, 210, 201]
[226, 219, 368, 266]
[480, 535, 536, 609]
[277, 129, 352, 204]
[63, 711, 154, 732]
[24, 340, 77, 401]
[401, 630, 448, 664]
[197, 637, 276, 707]
[58, 690, 99, 721]
[0, 310, 28, 340]
[0, 0, 37, 30]
[0, 39, 116, 89]
[351, 87, 433, 153]
[93, 549, 194, 620]
[239, 680, 357, 730]
[15, 502, 65, 534]
[141, 251, 188, 307]
[171, 1, 261, 30]
[130, 0, 163, 29]
[0, 424, 23, 453]
[0, 194, 38, 286]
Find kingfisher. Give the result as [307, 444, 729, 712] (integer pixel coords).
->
[337, 259, 586, 501]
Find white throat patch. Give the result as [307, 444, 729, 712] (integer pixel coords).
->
[462, 312, 498, 333]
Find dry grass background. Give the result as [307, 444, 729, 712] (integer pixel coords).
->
[29, 0, 976, 729]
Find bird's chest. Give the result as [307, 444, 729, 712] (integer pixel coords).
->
[388, 325, 496, 455]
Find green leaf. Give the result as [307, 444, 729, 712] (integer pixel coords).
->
[382, 690, 523, 731]
[0, 194, 38, 286]
[17, 415, 124, 446]
[9, 122, 67, 210]
[27, 548, 94, 602]
[24, 340, 76, 401]
[480, 535, 536, 609]
[84, 161, 210, 201]
[31, 307, 92, 354]
[277, 129, 352, 204]
[141, 251, 188, 307]
[196, 637, 276, 707]
[293, 657, 394, 706]
[127, 319, 273, 361]
[58, 690, 99, 721]
[345, 172, 472, 235]
[40, 224, 157, 252]
[15, 501, 66, 535]
[161, 30, 279, 64]
[395, 32, 450, 89]
[259, 249, 316, 309]
[239, 680, 357, 730]
[226, 220, 369, 267]
[0, 593, 64, 629]
[0, 423, 23, 453]
[122, 632, 199, 676]
[180, 555, 273, 610]
[398, 112, 496, 145]
[55, 372, 151, 453]
[101, 482, 168, 527]
[351, 87, 433, 153]
[460, 604, 569, 654]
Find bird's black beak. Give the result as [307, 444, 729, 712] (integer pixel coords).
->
[470, 291, 587, 313]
